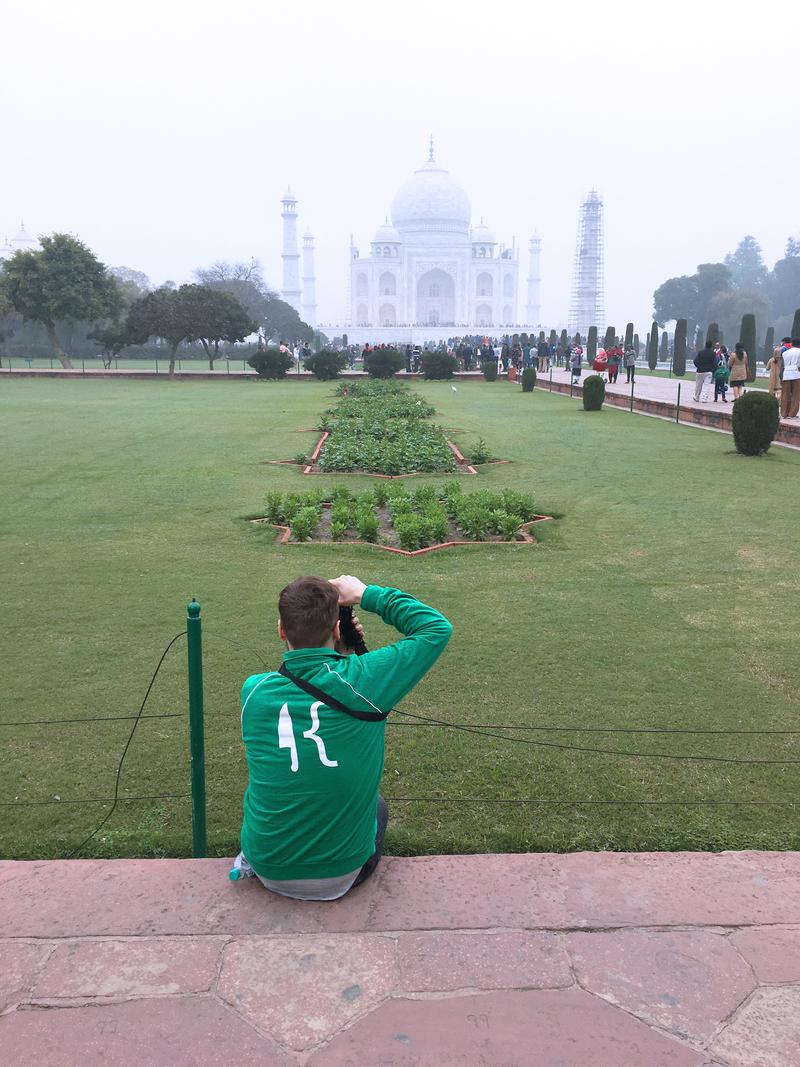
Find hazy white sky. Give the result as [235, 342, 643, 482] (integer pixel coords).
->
[2, 0, 796, 333]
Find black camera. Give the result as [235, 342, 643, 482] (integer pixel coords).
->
[338, 605, 368, 655]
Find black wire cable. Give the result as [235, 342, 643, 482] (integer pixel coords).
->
[391, 708, 800, 765]
[65, 631, 186, 857]
[386, 721, 800, 735]
[0, 713, 179, 727]
[0, 793, 190, 808]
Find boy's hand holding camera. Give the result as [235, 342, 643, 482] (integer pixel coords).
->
[330, 574, 366, 607]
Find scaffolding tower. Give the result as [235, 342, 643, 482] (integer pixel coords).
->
[567, 191, 604, 337]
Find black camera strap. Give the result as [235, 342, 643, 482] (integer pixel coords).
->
[278, 663, 389, 722]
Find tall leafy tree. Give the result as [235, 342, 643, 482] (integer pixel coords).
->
[183, 287, 256, 368]
[673, 319, 687, 376]
[738, 313, 757, 381]
[603, 325, 616, 350]
[125, 286, 197, 378]
[623, 322, 634, 351]
[706, 322, 720, 347]
[633, 332, 640, 356]
[587, 325, 598, 364]
[195, 260, 271, 330]
[762, 326, 775, 364]
[2, 233, 122, 368]
[647, 323, 659, 370]
[706, 289, 770, 347]
[659, 331, 669, 363]
[725, 236, 768, 291]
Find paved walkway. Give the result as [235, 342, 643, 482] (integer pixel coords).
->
[2, 851, 799, 1065]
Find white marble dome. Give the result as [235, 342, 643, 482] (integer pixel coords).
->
[372, 220, 401, 244]
[471, 221, 495, 245]
[391, 158, 471, 234]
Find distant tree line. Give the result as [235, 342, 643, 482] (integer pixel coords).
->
[0, 233, 315, 374]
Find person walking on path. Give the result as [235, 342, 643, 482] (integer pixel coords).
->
[693, 341, 716, 402]
[728, 344, 748, 400]
[607, 345, 622, 384]
[624, 346, 636, 383]
[767, 338, 789, 401]
[779, 339, 800, 418]
[570, 346, 583, 385]
[712, 358, 730, 402]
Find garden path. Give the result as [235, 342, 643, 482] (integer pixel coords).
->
[2, 851, 799, 1065]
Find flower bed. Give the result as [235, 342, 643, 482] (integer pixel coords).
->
[257, 483, 551, 553]
[297, 381, 470, 476]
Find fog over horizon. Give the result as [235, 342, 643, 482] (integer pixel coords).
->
[2, 0, 796, 334]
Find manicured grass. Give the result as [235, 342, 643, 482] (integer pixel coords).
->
[1, 377, 799, 860]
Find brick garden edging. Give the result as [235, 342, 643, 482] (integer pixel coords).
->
[251, 512, 553, 556]
[263, 431, 480, 478]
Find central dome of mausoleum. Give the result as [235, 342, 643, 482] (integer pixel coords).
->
[391, 154, 471, 235]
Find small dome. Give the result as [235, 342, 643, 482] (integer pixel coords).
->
[372, 220, 401, 244]
[11, 223, 37, 250]
[391, 156, 471, 234]
[471, 220, 495, 245]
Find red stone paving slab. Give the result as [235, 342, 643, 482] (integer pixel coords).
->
[308, 988, 705, 1066]
[729, 926, 800, 983]
[567, 929, 755, 1044]
[395, 930, 571, 992]
[3, 852, 800, 939]
[559, 850, 800, 927]
[0, 942, 50, 1011]
[33, 937, 226, 998]
[709, 986, 800, 1067]
[217, 934, 396, 1051]
[0, 996, 294, 1066]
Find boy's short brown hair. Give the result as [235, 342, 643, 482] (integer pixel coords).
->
[279, 576, 339, 648]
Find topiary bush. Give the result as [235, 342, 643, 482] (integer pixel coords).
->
[304, 348, 348, 380]
[521, 367, 536, 392]
[420, 350, 458, 379]
[731, 391, 780, 456]
[364, 347, 405, 378]
[248, 347, 294, 379]
[582, 374, 606, 411]
[483, 361, 498, 382]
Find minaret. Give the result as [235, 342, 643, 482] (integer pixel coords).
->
[280, 187, 302, 313]
[526, 234, 542, 327]
[301, 229, 317, 326]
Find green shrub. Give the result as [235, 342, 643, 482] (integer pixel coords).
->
[521, 367, 536, 392]
[470, 437, 491, 464]
[330, 486, 352, 506]
[291, 506, 319, 541]
[330, 502, 351, 528]
[420, 350, 458, 379]
[372, 482, 389, 508]
[356, 509, 379, 542]
[304, 348, 348, 380]
[442, 481, 463, 517]
[364, 347, 405, 379]
[582, 375, 605, 411]
[248, 348, 294, 379]
[330, 520, 347, 541]
[265, 491, 284, 523]
[673, 319, 687, 376]
[500, 489, 536, 520]
[456, 505, 489, 541]
[731, 391, 781, 456]
[483, 361, 498, 382]
[497, 512, 523, 541]
[395, 513, 431, 551]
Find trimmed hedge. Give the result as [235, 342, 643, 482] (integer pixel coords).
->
[731, 391, 780, 456]
[521, 367, 536, 392]
[248, 348, 294, 379]
[421, 350, 458, 379]
[582, 374, 606, 410]
[483, 361, 498, 381]
[304, 348, 348, 380]
[364, 347, 405, 378]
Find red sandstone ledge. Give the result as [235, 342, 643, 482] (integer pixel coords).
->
[1, 851, 799, 939]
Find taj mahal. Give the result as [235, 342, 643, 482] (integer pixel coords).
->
[280, 141, 543, 341]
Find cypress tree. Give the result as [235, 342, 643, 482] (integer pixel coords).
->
[539, 330, 546, 345]
[560, 328, 568, 348]
[792, 309, 800, 339]
[624, 322, 634, 352]
[694, 325, 704, 350]
[573, 332, 581, 346]
[647, 323, 659, 370]
[762, 326, 775, 365]
[706, 323, 720, 347]
[520, 332, 529, 347]
[659, 331, 669, 363]
[603, 325, 616, 351]
[633, 333, 640, 356]
[549, 329, 557, 349]
[739, 313, 757, 381]
[673, 319, 687, 376]
[587, 325, 598, 364]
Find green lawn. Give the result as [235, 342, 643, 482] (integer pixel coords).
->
[2, 377, 799, 860]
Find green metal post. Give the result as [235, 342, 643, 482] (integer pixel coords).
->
[675, 383, 681, 423]
[630, 380, 634, 412]
[186, 598, 207, 857]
